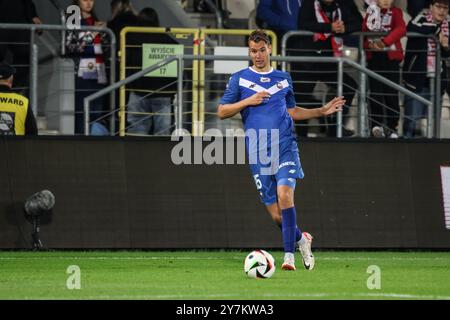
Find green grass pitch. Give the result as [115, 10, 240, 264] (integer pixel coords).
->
[0, 251, 449, 300]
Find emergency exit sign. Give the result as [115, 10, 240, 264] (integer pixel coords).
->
[142, 43, 184, 78]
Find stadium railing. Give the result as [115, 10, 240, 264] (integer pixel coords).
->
[281, 30, 442, 138]
[84, 55, 183, 136]
[85, 54, 429, 139]
[198, 28, 278, 136]
[0, 24, 442, 139]
[117, 27, 277, 137]
[0, 23, 117, 135]
[119, 27, 199, 137]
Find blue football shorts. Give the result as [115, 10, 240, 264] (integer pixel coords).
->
[249, 140, 304, 206]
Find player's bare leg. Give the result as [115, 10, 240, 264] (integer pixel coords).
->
[277, 185, 295, 209]
[265, 202, 282, 225]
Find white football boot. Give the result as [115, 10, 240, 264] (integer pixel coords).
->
[281, 252, 296, 271]
[298, 232, 315, 270]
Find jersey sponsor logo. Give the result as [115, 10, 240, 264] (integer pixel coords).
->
[0, 112, 15, 135]
[279, 161, 296, 169]
[0, 96, 25, 106]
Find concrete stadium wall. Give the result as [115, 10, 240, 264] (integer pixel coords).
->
[0, 137, 449, 249]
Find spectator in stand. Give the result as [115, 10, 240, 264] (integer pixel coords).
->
[107, 0, 139, 132]
[297, 0, 362, 137]
[403, 0, 450, 138]
[0, 0, 42, 97]
[66, 0, 109, 135]
[407, 0, 450, 19]
[256, 0, 303, 41]
[363, 0, 406, 138]
[126, 8, 178, 136]
[107, 0, 139, 51]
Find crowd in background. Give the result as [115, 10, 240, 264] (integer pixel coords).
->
[65, 0, 176, 136]
[257, 0, 450, 138]
[0, 0, 175, 136]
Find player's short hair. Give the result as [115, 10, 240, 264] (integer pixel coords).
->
[248, 30, 271, 46]
[431, 0, 449, 6]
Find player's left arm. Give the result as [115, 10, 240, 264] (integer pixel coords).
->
[285, 74, 344, 120]
[287, 96, 345, 121]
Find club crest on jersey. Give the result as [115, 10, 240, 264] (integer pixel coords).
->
[260, 77, 271, 83]
[276, 82, 283, 89]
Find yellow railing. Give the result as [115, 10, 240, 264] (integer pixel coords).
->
[119, 28, 277, 136]
[198, 29, 277, 135]
[119, 27, 200, 136]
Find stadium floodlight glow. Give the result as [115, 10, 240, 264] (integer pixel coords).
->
[24, 190, 55, 251]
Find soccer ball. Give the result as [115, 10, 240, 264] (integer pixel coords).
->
[244, 250, 275, 279]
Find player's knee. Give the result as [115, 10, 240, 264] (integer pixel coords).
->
[277, 191, 294, 208]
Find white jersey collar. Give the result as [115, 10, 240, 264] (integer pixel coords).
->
[248, 66, 274, 75]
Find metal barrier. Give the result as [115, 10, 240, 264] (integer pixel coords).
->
[281, 30, 441, 138]
[1, 23, 439, 139]
[85, 54, 429, 139]
[203, 0, 225, 45]
[117, 27, 276, 137]
[85, 56, 183, 136]
[198, 28, 278, 136]
[0, 23, 116, 134]
[48, 0, 67, 56]
[354, 31, 441, 138]
[280, 30, 360, 137]
[119, 27, 199, 137]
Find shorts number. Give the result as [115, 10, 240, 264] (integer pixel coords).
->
[253, 174, 262, 190]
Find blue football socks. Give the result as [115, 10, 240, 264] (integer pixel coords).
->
[277, 217, 302, 243]
[281, 207, 299, 253]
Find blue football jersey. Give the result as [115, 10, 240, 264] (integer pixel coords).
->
[220, 67, 297, 153]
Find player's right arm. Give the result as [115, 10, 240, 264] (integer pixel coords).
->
[217, 73, 270, 120]
[218, 92, 270, 120]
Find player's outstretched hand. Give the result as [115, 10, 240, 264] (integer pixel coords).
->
[320, 96, 346, 116]
[246, 91, 271, 106]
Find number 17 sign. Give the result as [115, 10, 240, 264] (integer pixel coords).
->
[142, 43, 184, 78]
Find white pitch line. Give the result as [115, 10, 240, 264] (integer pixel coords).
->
[17, 292, 450, 300]
[357, 293, 450, 300]
[318, 257, 450, 261]
[0, 256, 450, 261]
[0, 256, 236, 261]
